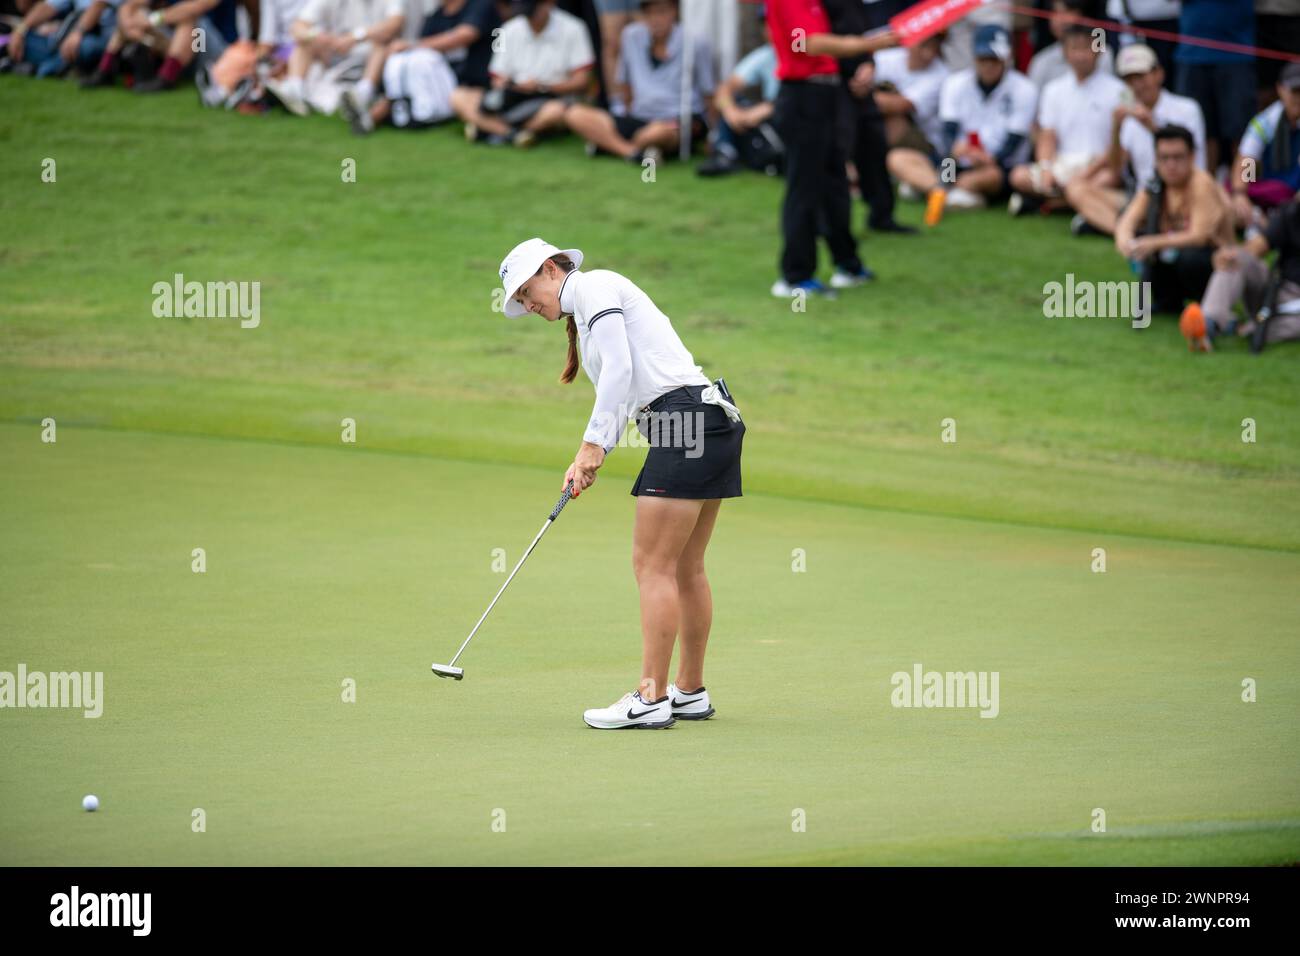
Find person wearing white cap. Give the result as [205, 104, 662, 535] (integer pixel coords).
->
[1064, 43, 1205, 237]
[497, 238, 746, 729]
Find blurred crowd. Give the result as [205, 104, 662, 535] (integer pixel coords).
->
[3, 0, 1299, 351]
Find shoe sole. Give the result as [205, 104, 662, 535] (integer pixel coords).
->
[671, 707, 715, 720]
[584, 717, 676, 729]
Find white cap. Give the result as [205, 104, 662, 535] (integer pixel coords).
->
[1116, 44, 1159, 77]
[498, 238, 584, 317]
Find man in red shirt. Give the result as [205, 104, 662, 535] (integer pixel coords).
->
[765, 0, 897, 296]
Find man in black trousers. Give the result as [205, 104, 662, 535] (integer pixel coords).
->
[823, 0, 915, 234]
[765, 0, 899, 298]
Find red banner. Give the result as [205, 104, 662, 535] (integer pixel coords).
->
[890, 0, 989, 47]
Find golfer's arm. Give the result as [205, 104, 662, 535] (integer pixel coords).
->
[582, 315, 633, 454]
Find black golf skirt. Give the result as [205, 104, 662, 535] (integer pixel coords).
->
[629, 382, 745, 499]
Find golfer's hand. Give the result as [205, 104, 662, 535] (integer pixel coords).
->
[565, 442, 605, 498]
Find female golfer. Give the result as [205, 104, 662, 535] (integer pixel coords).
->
[498, 237, 746, 729]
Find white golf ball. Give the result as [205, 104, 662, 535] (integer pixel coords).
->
[82, 794, 99, 812]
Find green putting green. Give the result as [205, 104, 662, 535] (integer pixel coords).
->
[1, 78, 1297, 865]
[1, 425, 1297, 865]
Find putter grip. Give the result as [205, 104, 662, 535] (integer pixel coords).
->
[549, 480, 575, 522]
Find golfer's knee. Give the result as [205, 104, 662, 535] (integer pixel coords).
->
[632, 552, 675, 582]
[675, 561, 706, 586]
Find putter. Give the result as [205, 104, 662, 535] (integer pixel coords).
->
[432, 479, 578, 680]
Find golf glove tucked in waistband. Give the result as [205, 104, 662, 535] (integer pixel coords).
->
[700, 380, 742, 423]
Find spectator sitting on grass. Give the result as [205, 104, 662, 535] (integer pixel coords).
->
[81, 0, 251, 89]
[1065, 43, 1205, 238]
[450, 0, 594, 148]
[263, 0, 404, 116]
[1009, 24, 1124, 216]
[889, 25, 1036, 223]
[1180, 194, 1300, 351]
[4, 0, 119, 78]
[696, 35, 778, 177]
[873, 33, 947, 192]
[566, 0, 712, 164]
[1114, 124, 1235, 316]
[338, 0, 506, 135]
[1228, 62, 1300, 233]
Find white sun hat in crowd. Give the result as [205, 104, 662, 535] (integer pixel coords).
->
[498, 238, 584, 317]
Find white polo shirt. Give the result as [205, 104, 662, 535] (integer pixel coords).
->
[488, 8, 595, 87]
[938, 67, 1038, 165]
[1120, 89, 1207, 184]
[558, 269, 711, 452]
[873, 47, 949, 151]
[1039, 66, 1125, 159]
[298, 0, 403, 35]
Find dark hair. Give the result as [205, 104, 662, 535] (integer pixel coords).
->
[1153, 124, 1194, 152]
[1062, 23, 1093, 42]
[542, 253, 580, 384]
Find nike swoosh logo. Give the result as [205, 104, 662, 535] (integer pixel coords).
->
[627, 707, 658, 719]
[671, 698, 699, 707]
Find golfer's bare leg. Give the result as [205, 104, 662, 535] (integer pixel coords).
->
[632, 496, 704, 702]
[673, 499, 720, 693]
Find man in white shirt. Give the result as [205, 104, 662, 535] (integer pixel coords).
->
[449, 0, 594, 146]
[888, 25, 1037, 220]
[1065, 44, 1206, 236]
[1027, 0, 1113, 91]
[265, 0, 405, 114]
[1010, 24, 1125, 212]
[872, 33, 947, 157]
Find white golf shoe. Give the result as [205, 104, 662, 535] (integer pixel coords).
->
[667, 683, 715, 720]
[583, 690, 675, 729]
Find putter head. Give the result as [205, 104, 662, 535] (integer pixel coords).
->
[431, 663, 464, 680]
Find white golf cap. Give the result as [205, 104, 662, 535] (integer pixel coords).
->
[498, 238, 584, 317]
[1116, 44, 1159, 77]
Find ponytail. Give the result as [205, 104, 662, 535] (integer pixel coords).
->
[560, 315, 579, 384]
